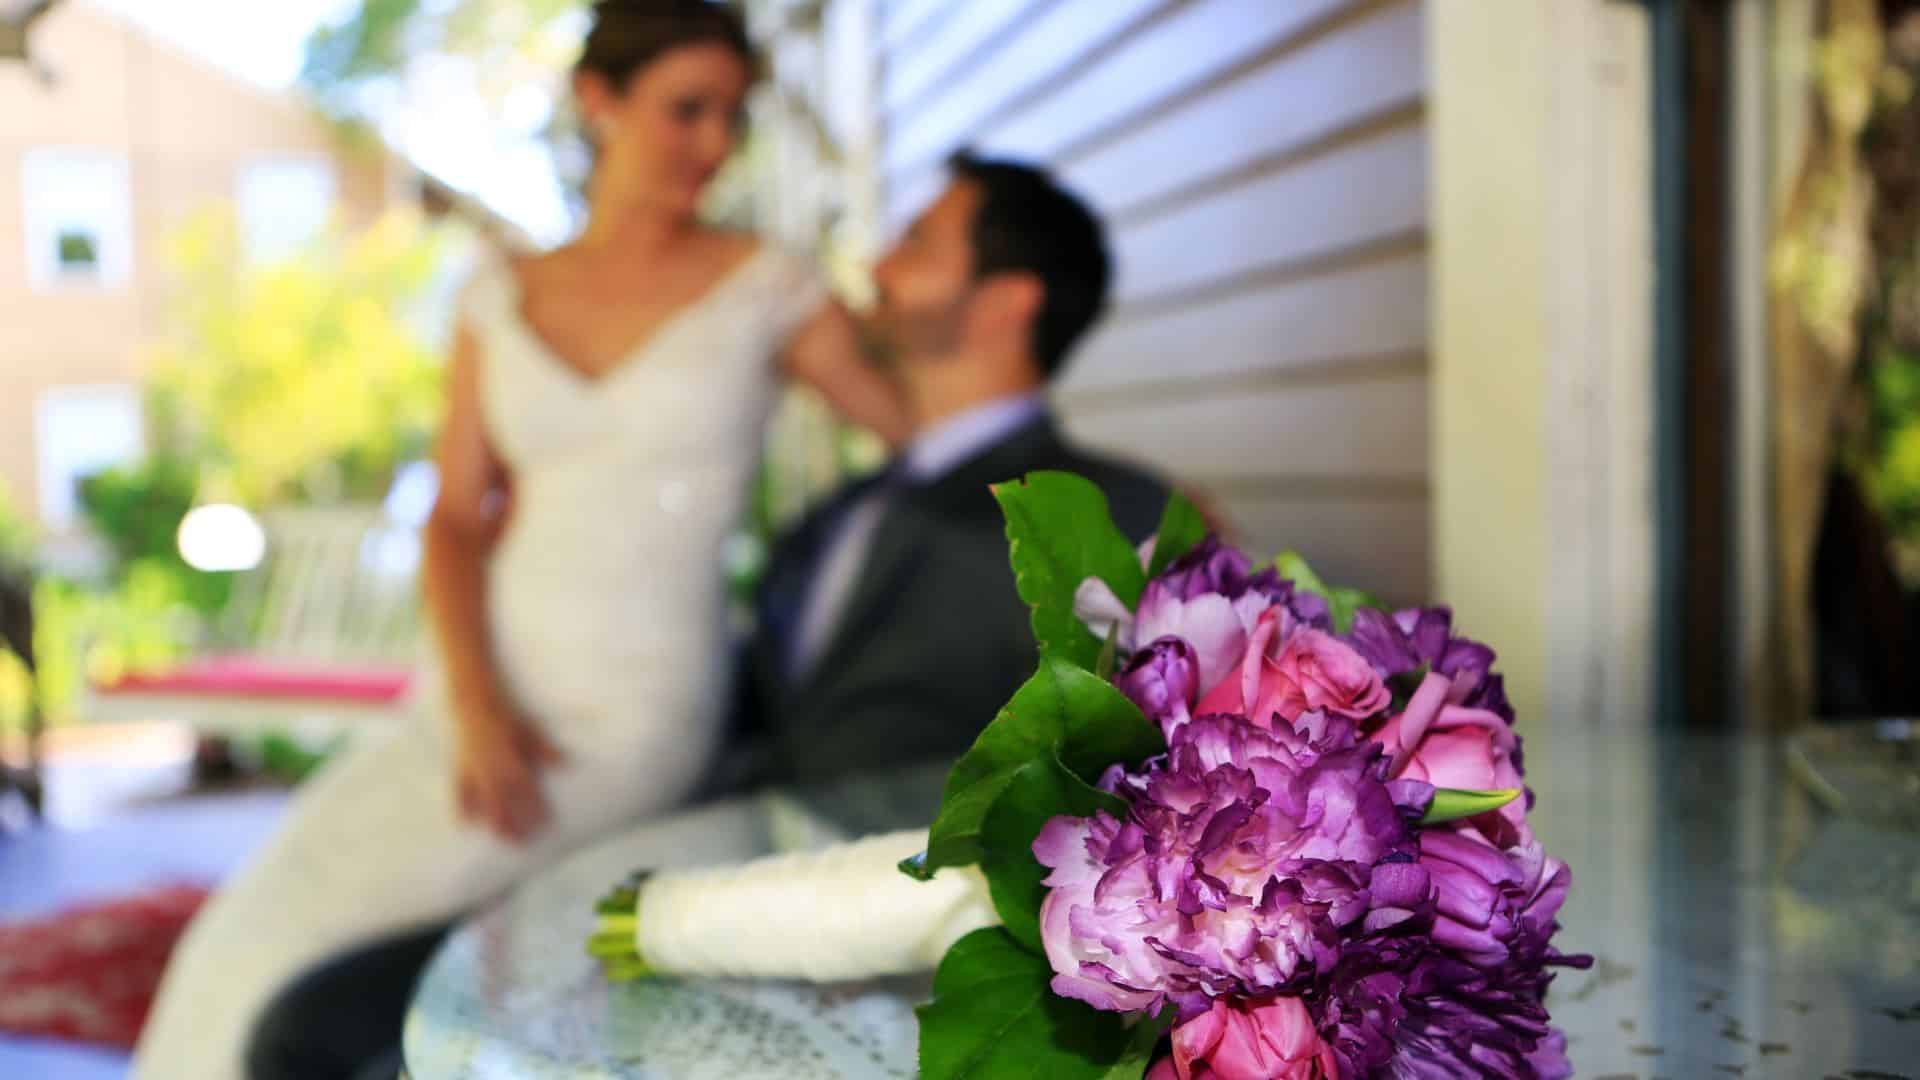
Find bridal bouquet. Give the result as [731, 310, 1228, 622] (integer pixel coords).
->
[590, 472, 1590, 1079]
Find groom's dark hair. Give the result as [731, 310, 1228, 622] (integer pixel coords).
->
[948, 150, 1111, 380]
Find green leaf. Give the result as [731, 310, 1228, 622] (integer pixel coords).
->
[995, 472, 1148, 671]
[1096, 1010, 1177, 1080]
[918, 928, 1152, 1080]
[921, 658, 1163, 875]
[1420, 787, 1522, 825]
[1094, 623, 1121, 682]
[1386, 663, 1431, 712]
[1144, 491, 1208, 579]
[1273, 549, 1379, 633]
[981, 756, 1128, 951]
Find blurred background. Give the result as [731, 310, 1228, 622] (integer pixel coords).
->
[0, 0, 1918, 1066]
[4, 2, 1920, 774]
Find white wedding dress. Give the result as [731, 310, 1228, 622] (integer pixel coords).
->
[133, 244, 826, 1080]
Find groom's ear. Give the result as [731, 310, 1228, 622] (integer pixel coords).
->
[970, 271, 1045, 340]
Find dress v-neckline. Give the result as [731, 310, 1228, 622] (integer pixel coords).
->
[502, 243, 771, 392]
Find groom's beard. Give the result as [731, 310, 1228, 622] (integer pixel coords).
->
[868, 295, 970, 370]
[853, 316, 903, 371]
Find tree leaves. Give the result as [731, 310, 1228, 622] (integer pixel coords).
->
[918, 928, 1164, 1080]
[908, 658, 1162, 878]
[993, 473, 1147, 671]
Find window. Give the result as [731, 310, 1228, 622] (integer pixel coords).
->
[34, 385, 145, 528]
[57, 230, 100, 273]
[21, 149, 134, 289]
[238, 157, 336, 264]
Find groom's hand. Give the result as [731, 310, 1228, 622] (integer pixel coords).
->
[455, 708, 567, 845]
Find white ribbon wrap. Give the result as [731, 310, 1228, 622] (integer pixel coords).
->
[635, 828, 998, 981]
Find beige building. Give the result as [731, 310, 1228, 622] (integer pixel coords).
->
[0, 1, 396, 531]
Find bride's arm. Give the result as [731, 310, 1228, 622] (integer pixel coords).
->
[425, 326, 561, 844]
[782, 301, 912, 448]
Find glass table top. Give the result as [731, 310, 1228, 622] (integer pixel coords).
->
[403, 733, 1920, 1078]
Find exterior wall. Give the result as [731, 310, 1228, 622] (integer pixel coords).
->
[0, 3, 393, 527]
[872, 0, 1432, 604]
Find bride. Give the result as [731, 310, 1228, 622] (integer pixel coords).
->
[132, 3, 906, 1076]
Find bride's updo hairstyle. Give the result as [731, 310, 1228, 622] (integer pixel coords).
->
[576, 0, 757, 88]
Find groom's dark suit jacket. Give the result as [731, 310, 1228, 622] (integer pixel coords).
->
[732, 411, 1169, 787]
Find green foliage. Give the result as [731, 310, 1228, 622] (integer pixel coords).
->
[908, 658, 1162, 878]
[300, 0, 588, 128]
[1274, 550, 1379, 634]
[1861, 342, 1920, 573]
[916, 928, 1167, 1080]
[0, 487, 33, 572]
[1420, 787, 1521, 825]
[148, 209, 444, 507]
[903, 476, 1176, 1077]
[3, 208, 448, 735]
[992, 473, 1148, 671]
[0, 569, 196, 736]
[300, 0, 424, 111]
[979, 755, 1126, 952]
[1144, 492, 1207, 580]
[77, 456, 232, 615]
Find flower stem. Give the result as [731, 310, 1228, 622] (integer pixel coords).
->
[588, 875, 654, 981]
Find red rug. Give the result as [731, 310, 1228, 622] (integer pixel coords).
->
[0, 885, 210, 1049]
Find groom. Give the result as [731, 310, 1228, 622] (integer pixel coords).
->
[245, 152, 1167, 1079]
[731, 150, 1168, 787]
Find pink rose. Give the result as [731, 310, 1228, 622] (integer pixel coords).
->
[1195, 609, 1389, 727]
[1373, 671, 1529, 846]
[1155, 997, 1337, 1080]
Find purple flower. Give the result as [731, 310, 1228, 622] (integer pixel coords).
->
[1317, 964, 1413, 1076]
[1033, 712, 1424, 1020]
[1357, 827, 1589, 1078]
[1137, 590, 1272, 705]
[1152, 537, 1261, 601]
[1345, 606, 1517, 730]
[1058, 537, 1589, 1076]
[1074, 578, 1270, 696]
[1117, 637, 1200, 740]
[1073, 539, 1334, 699]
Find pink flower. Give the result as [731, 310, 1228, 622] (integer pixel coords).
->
[1195, 610, 1389, 727]
[1373, 671, 1529, 846]
[1154, 997, 1338, 1080]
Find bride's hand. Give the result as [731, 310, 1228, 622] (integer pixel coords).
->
[455, 707, 566, 845]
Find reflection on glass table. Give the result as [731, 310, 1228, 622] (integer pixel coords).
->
[403, 736, 1920, 1078]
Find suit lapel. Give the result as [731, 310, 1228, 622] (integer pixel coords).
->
[796, 493, 925, 693]
[793, 414, 1066, 693]
[754, 471, 892, 696]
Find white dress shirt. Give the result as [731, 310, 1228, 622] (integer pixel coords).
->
[786, 393, 1046, 679]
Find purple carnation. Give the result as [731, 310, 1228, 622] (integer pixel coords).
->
[1079, 539, 1336, 699]
[1151, 537, 1262, 601]
[1346, 606, 1516, 730]
[1310, 826, 1590, 1078]
[1032, 712, 1425, 1021]
[1151, 538, 1332, 635]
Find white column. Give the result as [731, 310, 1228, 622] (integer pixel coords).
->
[1429, 0, 1656, 737]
